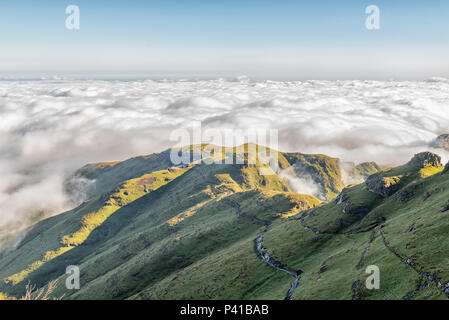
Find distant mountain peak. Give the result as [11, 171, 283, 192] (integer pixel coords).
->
[408, 151, 443, 169]
[430, 134, 449, 151]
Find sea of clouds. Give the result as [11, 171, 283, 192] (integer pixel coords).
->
[1, 77, 449, 234]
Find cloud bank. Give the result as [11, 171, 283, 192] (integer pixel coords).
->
[1, 78, 449, 234]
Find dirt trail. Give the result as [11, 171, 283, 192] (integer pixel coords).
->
[379, 229, 449, 299]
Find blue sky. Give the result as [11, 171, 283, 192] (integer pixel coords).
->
[0, 0, 448, 79]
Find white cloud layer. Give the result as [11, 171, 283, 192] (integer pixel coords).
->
[1, 78, 449, 233]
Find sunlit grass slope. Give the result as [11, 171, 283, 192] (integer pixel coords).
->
[3, 167, 189, 286]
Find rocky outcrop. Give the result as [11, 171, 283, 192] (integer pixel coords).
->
[342, 200, 370, 216]
[336, 189, 349, 205]
[351, 280, 365, 300]
[430, 134, 449, 151]
[408, 152, 443, 169]
[366, 174, 402, 198]
[336, 189, 370, 216]
[442, 202, 449, 213]
[366, 153, 442, 198]
[395, 184, 418, 202]
[336, 218, 351, 227]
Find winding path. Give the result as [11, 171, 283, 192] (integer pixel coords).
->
[379, 229, 449, 299]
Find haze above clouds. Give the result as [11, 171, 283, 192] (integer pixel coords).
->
[1, 77, 449, 232]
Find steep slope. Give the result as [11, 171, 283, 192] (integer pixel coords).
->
[0, 145, 320, 299]
[259, 152, 449, 300]
[0, 166, 190, 287]
[1, 147, 447, 300]
[130, 152, 449, 300]
[283, 153, 345, 200]
[65, 149, 176, 200]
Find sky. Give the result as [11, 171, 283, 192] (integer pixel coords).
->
[0, 0, 448, 79]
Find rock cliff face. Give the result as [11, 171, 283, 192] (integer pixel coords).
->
[394, 184, 417, 202]
[430, 134, 449, 152]
[335, 189, 370, 216]
[283, 153, 345, 200]
[408, 152, 443, 169]
[366, 174, 402, 198]
[366, 152, 443, 198]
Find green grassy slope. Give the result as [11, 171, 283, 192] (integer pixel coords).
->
[130, 151, 449, 300]
[0, 148, 447, 300]
[67, 150, 176, 199]
[260, 152, 449, 300]
[0, 146, 319, 299]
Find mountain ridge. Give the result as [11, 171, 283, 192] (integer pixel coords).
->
[1, 145, 448, 300]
